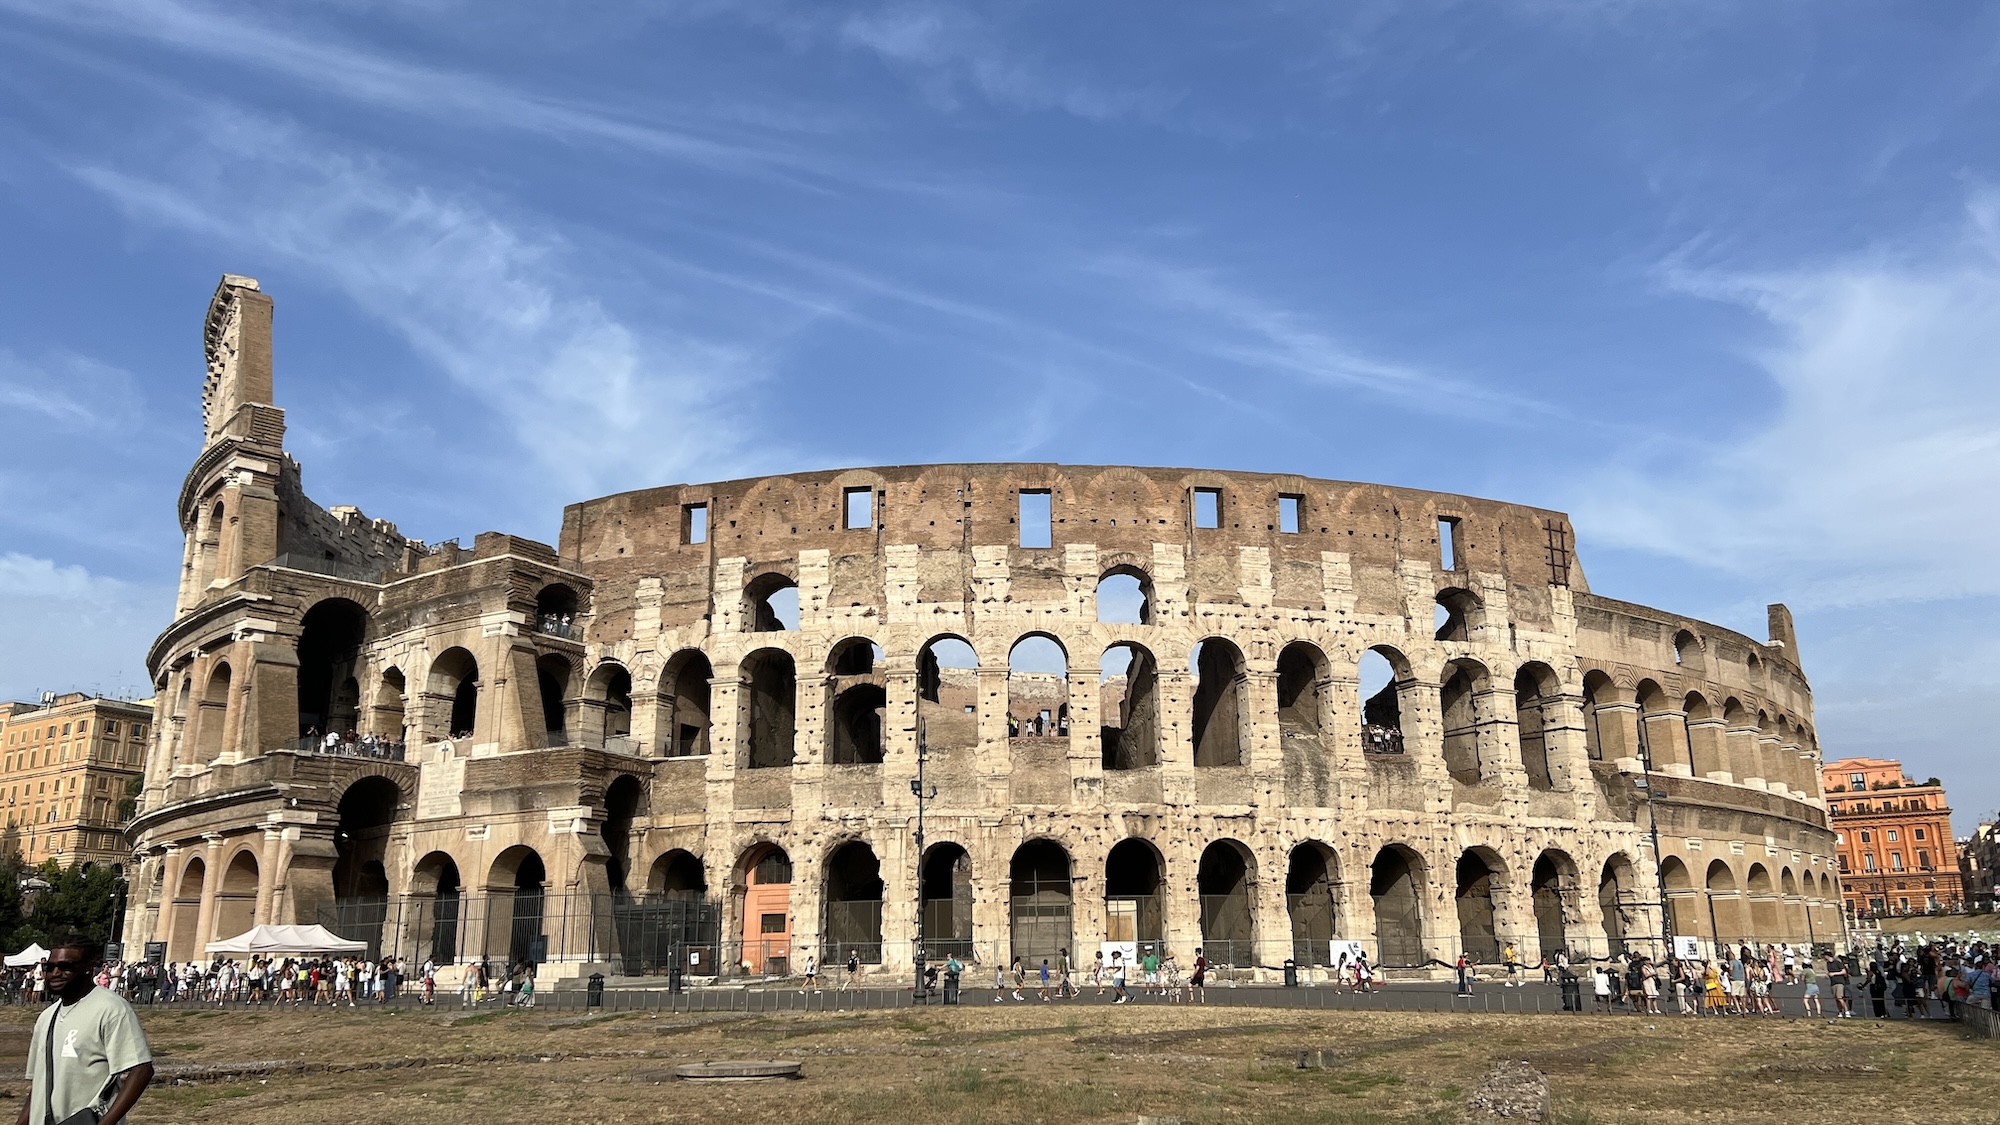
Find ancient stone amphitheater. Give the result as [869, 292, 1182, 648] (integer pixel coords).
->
[125, 277, 1844, 981]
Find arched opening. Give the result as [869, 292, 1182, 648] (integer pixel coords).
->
[536, 654, 571, 742]
[429, 647, 479, 741]
[1104, 838, 1165, 954]
[1684, 692, 1724, 777]
[917, 636, 979, 753]
[535, 583, 579, 635]
[1656, 856, 1693, 954]
[649, 849, 707, 899]
[920, 843, 973, 959]
[167, 857, 205, 962]
[1197, 840, 1256, 965]
[1780, 867, 1806, 941]
[1580, 670, 1618, 761]
[1705, 860, 1742, 946]
[1007, 634, 1069, 739]
[215, 850, 259, 943]
[1721, 698, 1757, 782]
[1530, 851, 1574, 958]
[296, 598, 368, 737]
[1746, 863, 1779, 941]
[1514, 662, 1558, 790]
[1672, 629, 1703, 671]
[1440, 659, 1491, 785]
[744, 572, 799, 633]
[371, 667, 406, 743]
[1286, 842, 1339, 966]
[664, 650, 713, 757]
[1099, 642, 1159, 770]
[1009, 839, 1072, 966]
[331, 776, 399, 955]
[1435, 588, 1480, 642]
[1454, 849, 1504, 962]
[741, 649, 796, 769]
[488, 846, 546, 967]
[738, 844, 792, 975]
[822, 841, 885, 964]
[1634, 679, 1684, 773]
[1370, 846, 1426, 965]
[413, 851, 462, 964]
[586, 662, 633, 744]
[194, 662, 232, 760]
[603, 774, 644, 896]
[1276, 643, 1327, 736]
[1359, 647, 1408, 753]
[1095, 567, 1151, 624]
[826, 639, 887, 765]
[1190, 638, 1246, 767]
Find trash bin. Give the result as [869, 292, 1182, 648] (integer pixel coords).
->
[1282, 959, 1299, 988]
[669, 966, 683, 994]
[587, 972, 606, 1008]
[1559, 971, 1581, 1013]
[942, 971, 960, 1006]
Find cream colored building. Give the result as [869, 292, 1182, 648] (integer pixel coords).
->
[0, 693, 151, 869]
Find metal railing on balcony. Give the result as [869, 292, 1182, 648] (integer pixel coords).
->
[535, 616, 582, 640]
[1362, 726, 1405, 754]
[281, 736, 407, 761]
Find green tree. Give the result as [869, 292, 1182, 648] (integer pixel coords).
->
[13, 860, 122, 949]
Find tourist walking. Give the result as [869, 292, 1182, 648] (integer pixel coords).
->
[1009, 955, 1027, 1001]
[1189, 948, 1209, 1004]
[1826, 952, 1852, 1017]
[1109, 951, 1131, 1004]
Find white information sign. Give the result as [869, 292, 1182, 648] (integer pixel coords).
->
[1673, 936, 1702, 961]
[1329, 939, 1367, 971]
[1099, 941, 1137, 975]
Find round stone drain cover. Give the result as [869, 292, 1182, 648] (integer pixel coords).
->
[672, 1060, 803, 1082]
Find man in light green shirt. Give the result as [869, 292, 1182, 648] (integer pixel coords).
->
[19, 938, 153, 1125]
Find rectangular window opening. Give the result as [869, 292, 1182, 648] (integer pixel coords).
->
[1278, 494, 1302, 534]
[1019, 490, 1052, 548]
[843, 487, 874, 530]
[684, 503, 709, 545]
[1438, 517, 1461, 571]
[1193, 487, 1221, 529]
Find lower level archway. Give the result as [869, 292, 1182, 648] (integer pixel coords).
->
[1530, 851, 1574, 958]
[1197, 840, 1256, 966]
[1286, 843, 1339, 966]
[1009, 840, 1072, 967]
[921, 843, 973, 960]
[1370, 846, 1426, 966]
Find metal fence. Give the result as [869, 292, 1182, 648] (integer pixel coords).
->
[281, 737, 407, 761]
[318, 891, 721, 974]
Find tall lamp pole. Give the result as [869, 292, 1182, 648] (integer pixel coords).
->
[910, 719, 936, 999]
[1636, 731, 1675, 960]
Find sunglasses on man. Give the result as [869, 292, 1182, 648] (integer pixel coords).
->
[39, 960, 89, 973]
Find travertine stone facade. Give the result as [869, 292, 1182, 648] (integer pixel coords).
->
[125, 278, 1844, 977]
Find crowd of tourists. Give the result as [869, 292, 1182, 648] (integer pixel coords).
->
[299, 726, 404, 758]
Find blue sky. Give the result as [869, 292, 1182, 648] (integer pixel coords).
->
[2, 1, 1996, 830]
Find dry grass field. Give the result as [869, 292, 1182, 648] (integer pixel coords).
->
[0, 1000, 1985, 1124]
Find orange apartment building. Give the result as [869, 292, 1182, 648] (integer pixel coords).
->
[0, 693, 151, 869]
[1822, 756, 1961, 917]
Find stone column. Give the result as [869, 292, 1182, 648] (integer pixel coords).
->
[1726, 722, 1764, 790]
[1686, 714, 1728, 780]
[191, 835, 225, 951]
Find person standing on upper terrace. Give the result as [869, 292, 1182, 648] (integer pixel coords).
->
[19, 938, 153, 1125]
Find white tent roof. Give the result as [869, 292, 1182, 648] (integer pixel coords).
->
[3, 943, 47, 967]
[205, 924, 367, 955]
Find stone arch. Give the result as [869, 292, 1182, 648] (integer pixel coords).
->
[166, 856, 206, 962]
[1705, 860, 1743, 945]
[193, 661, 233, 760]
[214, 848, 259, 943]
[740, 648, 796, 769]
[1009, 838, 1073, 966]
[428, 647, 479, 741]
[736, 842, 793, 975]
[1530, 849, 1576, 958]
[1359, 645, 1413, 754]
[917, 635, 978, 753]
[1657, 855, 1695, 951]
[371, 666, 406, 742]
[1513, 662, 1560, 790]
[535, 582, 579, 628]
[1683, 691, 1725, 777]
[535, 653, 572, 742]
[602, 773, 645, 895]
[412, 850, 463, 963]
[662, 649, 713, 757]
[297, 597, 368, 738]
[1673, 629, 1705, 672]
[1007, 633, 1069, 739]
[1099, 641, 1159, 770]
[1580, 669, 1624, 761]
[1096, 565, 1153, 625]
[1285, 841, 1340, 966]
[488, 844, 547, 966]
[920, 842, 973, 958]
[825, 639, 886, 765]
[585, 660, 633, 742]
[648, 848, 707, 898]
[1191, 638, 1247, 767]
[1745, 862, 1779, 941]
[1104, 837, 1166, 951]
[1435, 587, 1481, 642]
[1197, 839, 1257, 965]
[744, 570, 799, 633]
[1370, 844, 1427, 966]
[1634, 678, 1685, 774]
[1721, 697, 1757, 782]
[1276, 641, 1331, 737]
[822, 840, 885, 964]
[1454, 847, 1509, 962]
[1440, 657, 1495, 784]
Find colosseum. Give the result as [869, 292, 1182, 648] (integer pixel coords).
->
[123, 276, 1846, 982]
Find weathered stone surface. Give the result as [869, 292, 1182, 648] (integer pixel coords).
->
[1466, 1060, 1551, 1124]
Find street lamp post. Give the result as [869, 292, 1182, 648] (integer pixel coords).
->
[910, 719, 937, 999]
[1635, 735, 1675, 960]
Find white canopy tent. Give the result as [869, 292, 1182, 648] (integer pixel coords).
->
[204, 924, 367, 956]
[3, 943, 47, 967]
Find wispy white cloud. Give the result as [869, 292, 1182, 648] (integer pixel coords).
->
[0, 555, 165, 701]
[67, 104, 760, 511]
[1578, 191, 2000, 608]
[0, 349, 143, 431]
